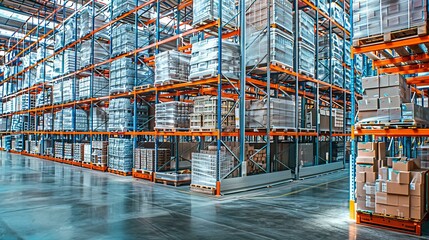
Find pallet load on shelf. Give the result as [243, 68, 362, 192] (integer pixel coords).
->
[191, 96, 235, 131]
[191, 146, 234, 189]
[417, 145, 429, 169]
[155, 101, 193, 130]
[54, 50, 80, 77]
[61, 108, 88, 131]
[92, 107, 108, 132]
[192, 0, 237, 27]
[73, 143, 85, 162]
[64, 142, 73, 159]
[55, 28, 64, 51]
[23, 69, 37, 88]
[78, 76, 109, 99]
[358, 74, 416, 123]
[246, 0, 293, 69]
[79, 40, 109, 68]
[294, 10, 316, 77]
[63, 79, 78, 103]
[318, 33, 344, 87]
[134, 148, 171, 172]
[64, 17, 79, 46]
[110, 58, 153, 94]
[54, 141, 64, 158]
[309, 107, 344, 132]
[35, 44, 54, 62]
[83, 143, 91, 163]
[111, 23, 150, 57]
[11, 115, 32, 132]
[53, 110, 63, 131]
[35, 62, 54, 84]
[108, 138, 133, 173]
[236, 98, 295, 130]
[0, 118, 8, 131]
[92, 141, 108, 165]
[20, 94, 35, 110]
[154, 50, 190, 85]
[108, 98, 132, 132]
[353, 0, 427, 42]
[39, 113, 53, 131]
[111, 0, 152, 20]
[79, 6, 108, 39]
[356, 142, 386, 212]
[189, 38, 239, 80]
[22, 52, 37, 69]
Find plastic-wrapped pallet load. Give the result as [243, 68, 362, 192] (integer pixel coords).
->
[192, 0, 237, 27]
[62, 108, 88, 131]
[191, 96, 235, 130]
[191, 146, 234, 188]
[79, 6, 108, 39]
[299, 42, 315, 77]
[155, 101, 193, 130]
[92, 141, 108, 165]
[36, 88, 52, 107]
[318, 58, 344, 87]
[54, 111, 63, 131]
[73, 143, 85, 162]
[20, 94, 35, 110]
[62, 79, 78, 103]
[55, 28, 64, 51]
[22, 52, 37, 69]
[111, 0, 152, 20]
[64, 18, 80, 46]
[108, 98, 133, 131]
[155, 50, 190, 85]
[36, 44, 53, 62]
[23, 69, 37, 88]
[35, 62, 54, 84]
[84, 144, 91, 163]
[54, 50, 80, 77]
[111, 23, 150, 57]
[237, 98, 295, 130]
[246, 28, 293, 69]
[246, 0, 293, 34]
[109, 58, 154, 94]
[92, 107, 108, 132]
[108, 138, 133, 172]
[54, 141, 63, 158]
[189, 38, 240, 80]
[78, 76, 109, 99]
[79, 40, 109, 68]
[134, 148, 171, 171]
[417, 145, 429, 169]
[298, 10, 315, 46]
[64, 142, 73, 159]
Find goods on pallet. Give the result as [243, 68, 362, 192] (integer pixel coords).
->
[54, 111, 63, 131]
[318, 58, 344, 87]
[155, 50, 190, 85]
[64, 142, 73, 159]
[54, 141, 64, 158]
[358, 74, 412, 123]
[79, 40, 109, 68]
[36, 44, 53, 62]
[111, 23, 150, 57]
[109, 58, 153, 94]
[237, 98, 295, 129]
[353, 0, 427, 40]
[20, 94, 35, 110]
[40, 113, 53, 131]
[108, 98, 132, 131]
[35, 62, 54, 83]
[192, 0, 237, 27]
[111, 0, 152, 20]
[417, 145, 429, 169]
[84, 143, 91, 163]
[92, 107, 108, 131]
[36, 88, 52, 107]
[134, 148, 171, 171]
[22, 52, 37, 69]
[54, 50, 80, 76]
[11, 115, 32, 131]
[356, 141, 428, 220]
[309, 0, 328, 13]
[64, 18, 79, 46]
[297, 10, 315, 46]
[78, 76, 109, 99]
[191, 146, 234, 188]
[308, 108, 344, 132]
[189, 38, 239, 80]
[0, 118, 8, 131]
[79, 6, 108, 39]
[23, 69, 37, 88]
[191, 96, 235, 130]
[73, 143, 85, 162]
[108, 138, 133, 172]
[92, 141, 108, 165]
[299, 42, 315, 77]
[155, 101, 193, 130]
[62, 108, 88, 131]
[246, 0, 293, 34]
[246, 28, 293, 69]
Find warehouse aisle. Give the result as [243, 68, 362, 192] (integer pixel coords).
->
[0, 152, 427, 240]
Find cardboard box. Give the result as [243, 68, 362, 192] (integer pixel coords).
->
[375, 180, 382, 192]
[357, 196, 374, 211]
[376, 192, 388, 204]
[375, 204, 410, 218]
[393, 160, 414, 171]
[365, 183, 376, 195]
[411, 195, 422, 207]
[356, 182, 365, 197]
[411, 206, 423, 220]
[377, 109, 390, 121]
[358, 150, 377, 158]
[391, 171, 410, 184]
[397, 195, 410, 207]
[375, 203, 387, 214]
[358, 142, 377, 151]
[381, 180, 387, 193]
[410, 170, 426, 184]
[387, 74, 406, 87]
[378, 142, 386, 161]
[362, 76, 379, 89]
[410, 182, 423, 197]
[386, 157, 397, 167]
[386, 181, 409, 195]
[356, 156, 377, 164]
[366, 195, 376, 208]
[366, 172, 377, 183]
[389, 107, 402, 121]
[358, 110, 378, 122]
[379, 96, 402, 109]
[378, 167, 388, 181]
[364, 88, 380, 98]
[378, 159, 387, 169]
[356, 172, 366, 183]
[356, 164, 378, 173]
[358, 98, 379, 111]
[379, 75, 390, 88]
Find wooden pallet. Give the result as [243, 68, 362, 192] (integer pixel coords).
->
[247, 61, 293, 75]
[190, 184, 216, 195]
[91, 163, 108, 172]
[154, 127, 189, 132]
[82, 162, 92, 169]
[353, 24, 428, 48]
[356, 120, 420, 130]
[108, 168, 132, 176]
[249, 127, 297, 132]
[298, 69, 315, 78]
[356, 211, 427, 236]
[155, 178, 190, 187]
[154, 79, 188, 86]
[132, 169, 154, 181]
[134, 84, 153, 91]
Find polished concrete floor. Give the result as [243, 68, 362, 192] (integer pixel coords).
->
[0, 152, 428, 240]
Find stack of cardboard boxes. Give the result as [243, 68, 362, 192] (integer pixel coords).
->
[356, 142, 428, 220]
[356, 142, 386, 212]
[358, 74, 411, 122]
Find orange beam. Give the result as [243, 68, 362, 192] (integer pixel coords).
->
[407, 75, 429, 86]
[352, 35, 429, 55]
[374, 53, 429, 67]
[355, 128, 429, 137]
[378, 63, 429, 75]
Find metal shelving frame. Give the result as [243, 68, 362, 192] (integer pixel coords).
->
[1, 0, 356, 195]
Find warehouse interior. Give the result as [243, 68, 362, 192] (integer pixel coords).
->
[0, 0, 428, 238]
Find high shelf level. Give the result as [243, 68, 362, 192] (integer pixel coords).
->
[0, 0, 357, 194]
